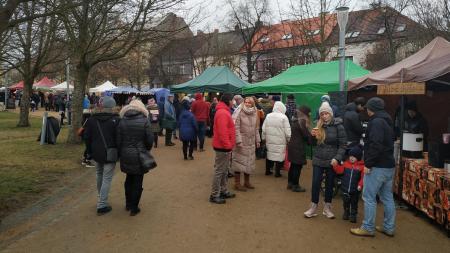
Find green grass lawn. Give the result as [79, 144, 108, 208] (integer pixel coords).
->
[0, 112, 87, 218]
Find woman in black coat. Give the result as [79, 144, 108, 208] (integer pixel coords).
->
[117, 99, 154, 216]
[287, 106, 312, 192]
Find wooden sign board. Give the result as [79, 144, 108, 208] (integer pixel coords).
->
[377, 82, 425, 95]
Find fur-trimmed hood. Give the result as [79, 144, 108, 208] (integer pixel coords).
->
[120, 100, 149, 118]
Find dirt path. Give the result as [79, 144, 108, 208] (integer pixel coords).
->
[0, 138, 449, 253]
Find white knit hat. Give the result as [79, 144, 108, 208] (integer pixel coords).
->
[319, 102, 333, 116]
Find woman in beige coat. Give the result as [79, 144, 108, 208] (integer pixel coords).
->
[231, 97, 261, 191]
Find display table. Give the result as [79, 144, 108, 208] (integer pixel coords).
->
[394, 158, 450, 233]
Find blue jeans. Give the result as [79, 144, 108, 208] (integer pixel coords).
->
[197, 121, 206, 149]
[361, 167, 396, 233]
[311, 166, 335, 204]
[96, 162, 116, 209]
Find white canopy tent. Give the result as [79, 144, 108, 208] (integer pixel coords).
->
[51, 81, 74, 91]
[89, 81, 117, 93]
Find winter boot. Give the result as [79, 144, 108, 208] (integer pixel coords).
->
[274, 167, 282, 178]
[323, 203, 335, 219]
[244, 173, 255, 189]
[342, 208, 350, 220]
[234, 172, 247, 191]
[304, 203, 318, 218]
[349, 208, 357, 223]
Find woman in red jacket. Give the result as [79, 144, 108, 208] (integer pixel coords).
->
[209, 93, 236, 204]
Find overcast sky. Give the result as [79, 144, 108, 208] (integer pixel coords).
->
[178, 0, 370, 33]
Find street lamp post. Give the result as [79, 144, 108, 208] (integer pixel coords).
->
[336, 6, 349, 92]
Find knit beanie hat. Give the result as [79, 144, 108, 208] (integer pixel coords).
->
[319, 102, 333, 116]
[321, 95, 331, 103]
[366, 97, 384, 112]
[101, 96, 116, 109]
[348, 145, 363, 161]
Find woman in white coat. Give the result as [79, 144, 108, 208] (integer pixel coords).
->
[262, 101, 291, 177]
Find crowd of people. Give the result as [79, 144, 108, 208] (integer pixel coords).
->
[80, 91, 398, 238]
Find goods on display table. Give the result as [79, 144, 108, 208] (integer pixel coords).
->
[394, 157, 450, 234]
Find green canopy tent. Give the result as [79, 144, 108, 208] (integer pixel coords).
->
[242, 60, 370, 118]
[170, 66, 249, 93]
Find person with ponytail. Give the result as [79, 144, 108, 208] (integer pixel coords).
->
[304, 102, 347, 219]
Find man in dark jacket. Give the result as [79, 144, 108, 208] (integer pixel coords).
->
[351, 97, 396, 237]
[343, 97, 365, 147]
[84, 96, 119, 215]
[209, 93, 236, 204]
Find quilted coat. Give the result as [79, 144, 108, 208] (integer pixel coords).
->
[262, 102, 291, 162]
[231, 106, 261, 174]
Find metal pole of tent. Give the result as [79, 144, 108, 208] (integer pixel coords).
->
[40, 112, 48, 145]
[65, 58, 71, 125]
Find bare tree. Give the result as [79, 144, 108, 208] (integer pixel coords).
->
[1, 1, 62, 127]
[412, 0, 450, 42]
[59, 0, 186, 143]
[227, 0, 271, 83]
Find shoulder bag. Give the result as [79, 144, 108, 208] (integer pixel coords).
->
[96, 120, 118, 163]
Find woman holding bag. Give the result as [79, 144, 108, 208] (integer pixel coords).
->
[117, 99, 154, 216]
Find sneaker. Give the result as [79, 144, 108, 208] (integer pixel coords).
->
[291, 185, 306, 192]
[220, 192, 236, 199]
[97, 206, 112, 216]
[85, 160, 95, 168]
[304, 203, 318, 218]
[81, 159, 87, 166]
[350, 227, 375, 237]
[376, 226, 395, 237]
[209, 195, 226, 204]
[322, 203, 335, 219]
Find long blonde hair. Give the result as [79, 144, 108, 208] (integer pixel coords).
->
[315, 119, 326, 144]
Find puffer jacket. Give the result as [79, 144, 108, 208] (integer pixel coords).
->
[343, 102, 363, 144]
[262, 101, 291, 162]
[84, 112, 120, 164]
[333, 160, 364, 194]
[117, 106, 153, 175]
[288, 110, 312, 165]
[364, 110, 395, 169]
[312, 118, 347, 168]
[178, 106, 198, 141]
[213, 102, 236, 151]
[191, 93, 210, 123]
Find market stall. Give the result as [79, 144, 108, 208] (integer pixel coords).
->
[242, 60, 370, 117]
[89, 81, 117, 94]
[348, 37, 450, 234]
[170, 66, 249, 94]
[51, 81, 74, 91]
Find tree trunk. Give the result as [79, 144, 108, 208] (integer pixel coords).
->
[246, 50, 253, 83]
[17, 79, 32, 127]
[67, 64, 89, 143]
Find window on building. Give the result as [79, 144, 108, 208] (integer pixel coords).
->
[377, 27, 386, 34]
[351, 31, 360, 38]
[281, 58, 292, 70]
[180, 64, 186, 75]
[281, 33, 292, 40]
[307, 29, 320, 36]
[396, 24, 406, 32]
[263, 59, 274, 71]
[260, 36, 270, 43]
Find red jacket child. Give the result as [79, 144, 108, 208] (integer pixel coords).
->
[333, 160, 364, 193]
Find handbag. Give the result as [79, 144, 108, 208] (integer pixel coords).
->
[139, 150, 157, 171]
[77, 119, 89, 137]
[96, 120, 118, 163]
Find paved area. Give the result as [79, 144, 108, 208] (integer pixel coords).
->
[0, 138, 449, 253]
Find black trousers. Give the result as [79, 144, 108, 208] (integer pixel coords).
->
[266, 159, 283, 174]
[288, 163, 303, 186]
[124, 174, 144, 211]
[153, 133, 158, 147]
[182, 140, 195, 158]
[165, 129, 173, 144]
[343, 191, 360, 216]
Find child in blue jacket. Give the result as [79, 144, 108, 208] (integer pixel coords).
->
[178, 100, 198, 160]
